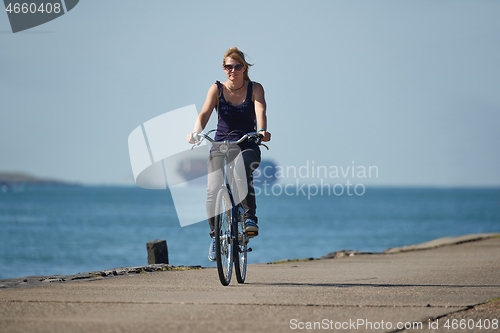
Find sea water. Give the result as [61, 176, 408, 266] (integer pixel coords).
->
[0, 186, 499, 279]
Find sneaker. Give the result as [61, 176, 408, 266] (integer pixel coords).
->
[245, 219, 259, 237]
[208, 238, 216, 262]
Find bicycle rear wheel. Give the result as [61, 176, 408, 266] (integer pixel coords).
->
[234, 206, 247, 283]
[215, 187, 233, 286]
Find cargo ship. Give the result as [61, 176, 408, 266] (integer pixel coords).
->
[176, 159, 278, 186]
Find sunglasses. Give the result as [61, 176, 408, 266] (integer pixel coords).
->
[223, 63, 244, 71]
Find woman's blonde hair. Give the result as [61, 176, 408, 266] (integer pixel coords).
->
[222, 47, 253, 81]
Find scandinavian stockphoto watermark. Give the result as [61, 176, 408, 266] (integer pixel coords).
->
[128, 105, 379, 226]
[3, 0, 79, 33]
[290, 318, 424, 331]
[254, 160, 379, 199]
[289, 317, 499, 331]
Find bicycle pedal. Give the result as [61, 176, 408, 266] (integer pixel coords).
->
[247, 247, 252, 252]
[246, 231, 258, 237]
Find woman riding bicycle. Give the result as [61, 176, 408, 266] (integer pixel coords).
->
[187, 47, 271, 262]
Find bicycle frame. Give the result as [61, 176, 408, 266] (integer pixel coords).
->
[193, 131, 264, 285]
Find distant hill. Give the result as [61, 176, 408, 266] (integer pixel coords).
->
[0, 172, 79, 187]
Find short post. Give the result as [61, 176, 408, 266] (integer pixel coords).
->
[146, 239, 169, 265]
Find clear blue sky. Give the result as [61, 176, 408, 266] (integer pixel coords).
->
[1, 1, 499, 187]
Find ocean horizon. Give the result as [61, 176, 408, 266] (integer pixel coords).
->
[1, 185, 499, 279]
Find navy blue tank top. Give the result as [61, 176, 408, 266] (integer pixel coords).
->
[214, 80, 258, 150]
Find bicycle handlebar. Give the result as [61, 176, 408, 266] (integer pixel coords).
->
[191, 131, 268, 150]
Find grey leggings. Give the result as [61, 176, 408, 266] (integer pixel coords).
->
[206, 146, 261, 237]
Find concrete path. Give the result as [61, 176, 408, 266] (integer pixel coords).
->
[1, 235, 499, 333]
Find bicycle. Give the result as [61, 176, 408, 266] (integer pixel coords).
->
[192, 130, 268, 286]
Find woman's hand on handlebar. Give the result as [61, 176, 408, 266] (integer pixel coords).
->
[186, 132, 197, 144]
[259, 130, 271, 142]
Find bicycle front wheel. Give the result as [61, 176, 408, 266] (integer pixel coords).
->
[215, 187, 233, 286]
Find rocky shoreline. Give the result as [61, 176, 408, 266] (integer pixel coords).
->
[268, 233, 498, 263]
[0, 264, 202, 289]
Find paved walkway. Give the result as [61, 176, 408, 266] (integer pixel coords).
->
[1, 234, 499, 333]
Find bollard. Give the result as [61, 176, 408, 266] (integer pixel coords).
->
[146, 239, 169, 265]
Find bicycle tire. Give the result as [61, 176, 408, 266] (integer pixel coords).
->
[234, 205, 247, 283]
[215, 186, 233, 286]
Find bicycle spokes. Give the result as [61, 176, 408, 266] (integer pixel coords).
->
[215, 188, 233, 286]
[234, 213, 248, 284]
